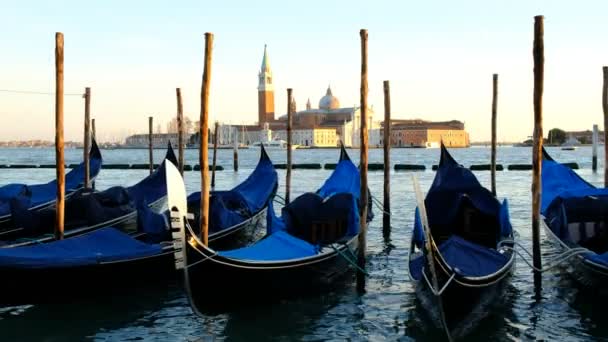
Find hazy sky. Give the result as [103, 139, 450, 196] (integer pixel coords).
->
[1, 0, 607, 142]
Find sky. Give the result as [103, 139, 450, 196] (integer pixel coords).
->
[1, 0, 607, 143]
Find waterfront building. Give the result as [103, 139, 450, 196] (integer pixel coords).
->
[124, 133, 193, 148]
[381, 119, 470, 148]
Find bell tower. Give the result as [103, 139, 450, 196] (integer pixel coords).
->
[258, 44, 275, 126]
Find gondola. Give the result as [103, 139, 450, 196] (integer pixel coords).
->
[175, 146, 372, 313]
[0, 162, 186, 304]
[0, 143, 177, 246]
[541, 149, 608, 290]
[0, 148, 278, 304]
[184, 145, 277, 249]
[0, 139, 103, 231]
[408, 144, 515, 339]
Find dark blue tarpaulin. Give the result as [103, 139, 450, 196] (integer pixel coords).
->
[0, 139, 103, 216]
[0, 228, 161, 269]
[410, 236, 509, 280]
[420, 145, 511, 239]
[411, 144, 512, 279]
[188, 146, 277, 234]
[541, 149, 608, 214]
[9, 143, 176, 235]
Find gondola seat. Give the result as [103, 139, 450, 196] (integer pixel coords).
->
[283, 192, 355, 245]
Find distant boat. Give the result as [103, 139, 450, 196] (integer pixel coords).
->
[561, 136, 580, 150]
[250, 139, 298, 150]
[249, 122, 299, 150]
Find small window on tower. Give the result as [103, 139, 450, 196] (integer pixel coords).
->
[267, 77, 272, 83]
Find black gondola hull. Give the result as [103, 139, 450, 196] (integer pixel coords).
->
[543, 219, 608, 291]
[0, 250, 177, 305]
[184, 235, 359, 313]
[412, 257, 514, 339]
[0, 206, 264, 305]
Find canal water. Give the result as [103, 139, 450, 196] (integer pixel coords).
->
[0, 146, 605, 341]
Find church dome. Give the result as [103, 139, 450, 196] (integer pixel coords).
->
[319, 86, 340, 110]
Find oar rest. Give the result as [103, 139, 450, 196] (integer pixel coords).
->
[283, 192, 355, 245]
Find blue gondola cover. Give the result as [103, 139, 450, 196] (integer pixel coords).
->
[188, 146, 278, 233]
[410, 236, 509, 280]
[0, 140, 103, 216]
[218, 230, 318, 261]
[0, 228, 161, 269]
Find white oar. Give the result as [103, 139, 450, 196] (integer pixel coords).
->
[412, 175, 452, 342]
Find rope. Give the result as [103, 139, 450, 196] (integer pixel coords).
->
[330, 244, 369, 276]
[422, 269, 456, 296]
[184, 252, 216, 269]
[274, 194, 286, 205]
[370, 195, 391, 216]
[15, 234, 54, 244]
[0, 89, 84, 96]
[498, 242, 590, 273]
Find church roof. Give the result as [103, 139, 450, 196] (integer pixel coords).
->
[260, 44, 270, 73]
[319, 86, 340, 110]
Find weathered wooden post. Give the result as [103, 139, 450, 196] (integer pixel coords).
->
[382, 81, 391, 239]
[54, 32, 65, 240]
[491, 74, 498, 196]
[92, 118, 96, 141]
[176, 88, 184, 174]
[200, 32, 213, 246]
[83, 87, 91, 188]
[286, 88, 293, 204]
[357, 29, 369, 292]
[148, 116, 154, 174]
[532, 15, 544, 293]
[603, 66, 608, 186]
[233, 127, 239, 172]
[211, 121, 218, 188]
[593, 124, 598, 172]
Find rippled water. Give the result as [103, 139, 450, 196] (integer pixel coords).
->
[0, 146, 605, 341]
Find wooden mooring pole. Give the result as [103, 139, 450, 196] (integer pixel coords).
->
[211, 121, 218, 188]
[200, 32, 213, 246]
[83, 87, 91, 189]
[286, 88, 293, 204]
[54, 32, 65, 240]
[491, 74, 498, 196]
[148, 116, 154, 174]
[532, 15, 544, 293]
[382, 81, 391, 239]
[233, 127, 239, 172]
[603, 66, 608, 186]
[92, 118, 96, 141]
[357, 29, 369, 292]
[592, 124, 598, 172]
[176, 88, 184, 174]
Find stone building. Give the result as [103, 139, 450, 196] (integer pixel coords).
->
[381, 119, 470, 148]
